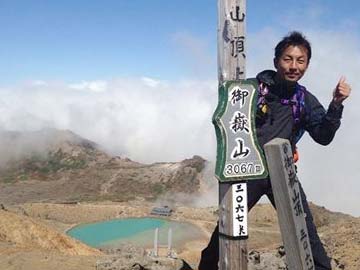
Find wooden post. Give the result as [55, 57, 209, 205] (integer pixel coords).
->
[218, 0, 246, 81]
[167, 227, 173, 257]
[218, 1, 247, 269]
[153, 228, 159, 257]
[264, 138, 315, 269]
[219, 183, 248, 270]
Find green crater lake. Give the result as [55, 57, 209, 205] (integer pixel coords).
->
[67, 217, 203, 248]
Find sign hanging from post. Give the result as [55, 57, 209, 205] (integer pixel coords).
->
[213, 79, 268, 182]
[232, 182, 248, 237]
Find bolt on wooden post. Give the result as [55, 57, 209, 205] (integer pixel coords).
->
[214, 0, 268, 269]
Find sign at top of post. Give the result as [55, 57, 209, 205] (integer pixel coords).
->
[213, 79, 268, 182]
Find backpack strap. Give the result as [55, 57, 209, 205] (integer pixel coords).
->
[280, 84, 306, 126]
[257, 82, 269, 114]
[256, 82, 306, 130]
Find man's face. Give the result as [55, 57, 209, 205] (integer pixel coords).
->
[274, 45, 309, 82]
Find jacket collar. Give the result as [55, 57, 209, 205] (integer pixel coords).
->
[256, 70, 298, 99]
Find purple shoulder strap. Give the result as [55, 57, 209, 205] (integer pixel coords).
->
[280, 84, 306, 124]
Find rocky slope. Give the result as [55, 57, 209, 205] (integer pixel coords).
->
[0, 129, 205, 203]
[0, 209, 100, 256]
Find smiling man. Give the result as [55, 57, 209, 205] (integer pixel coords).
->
[275, 43, 308, 82]
[199, 31, 351, 270]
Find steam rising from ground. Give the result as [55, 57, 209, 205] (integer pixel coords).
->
[0, 28, 359, 215]
[0, 131, 48, 167]
[154, 161, 218, 208]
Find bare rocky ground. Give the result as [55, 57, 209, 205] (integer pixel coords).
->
[0, 201, 358, 270]
[0, 129, 359, 269]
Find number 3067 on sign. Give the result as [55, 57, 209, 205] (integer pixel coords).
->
[225, 162, 262, 176]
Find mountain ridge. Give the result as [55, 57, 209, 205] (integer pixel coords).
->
[0, 129, 206, 203]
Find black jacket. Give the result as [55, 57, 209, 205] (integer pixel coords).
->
[255, 70, 343, 151]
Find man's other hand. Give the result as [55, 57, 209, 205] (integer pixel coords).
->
[332, 76, 351, 105]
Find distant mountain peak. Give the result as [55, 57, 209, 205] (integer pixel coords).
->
[0, 129, 206, 203]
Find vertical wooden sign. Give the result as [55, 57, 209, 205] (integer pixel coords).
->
[264, 138, 315, 270]
[215, 1, 267, 269]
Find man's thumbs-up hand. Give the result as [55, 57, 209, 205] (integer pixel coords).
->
[333, 76, 351, 105]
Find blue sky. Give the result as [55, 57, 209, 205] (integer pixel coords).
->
[1, 0, 359, 84]
[0, 1, 360, 215]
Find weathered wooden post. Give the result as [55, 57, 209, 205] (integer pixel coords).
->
[264, 138, 315, 269]
[167, 227, 173, 257]
[214, 0, 268, 269]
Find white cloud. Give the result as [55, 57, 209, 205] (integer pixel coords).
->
[31, 80, 48, 86]
[141, 77, 162, 88]
[69, 80, 108, 92]
[0, 77, 218, 165]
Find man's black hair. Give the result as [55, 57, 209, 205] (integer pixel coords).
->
[274, 31, 312, 63]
